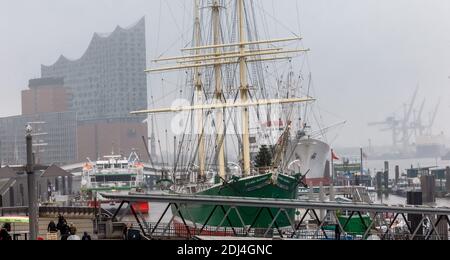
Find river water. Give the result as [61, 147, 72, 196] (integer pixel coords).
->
[366, 158, 450, 178]
[367, 158, 450, 207]
[372, 193, 450, 207]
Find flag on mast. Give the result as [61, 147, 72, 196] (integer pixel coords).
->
[332, 150, 340, 161]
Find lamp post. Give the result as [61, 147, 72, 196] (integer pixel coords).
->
[25, 124, 39, 240]
[0, 125, 67, 240]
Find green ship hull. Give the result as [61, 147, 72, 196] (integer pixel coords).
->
[171, 173, 299, 228]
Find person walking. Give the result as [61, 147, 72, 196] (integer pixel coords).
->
[82, 232, 92, 240]
[47, 220, 58, 233]
[67, 225, 80, 240]
[0, 223, 12, 241]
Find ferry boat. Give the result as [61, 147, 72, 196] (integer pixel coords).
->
[80, 152, 149, 214]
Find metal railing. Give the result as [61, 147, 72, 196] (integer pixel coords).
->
[101, 193, 450, 240]
[113, 220, 450, 241]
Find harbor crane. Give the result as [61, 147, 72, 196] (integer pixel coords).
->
[368, 86, 441, 153]
[368, 116, 402, 149]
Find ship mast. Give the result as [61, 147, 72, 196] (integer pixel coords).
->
[212, 1, 226, 179]
[194, 0, 206, 178]
[238, 0, 251, 176]
[137, 0, 314, 181]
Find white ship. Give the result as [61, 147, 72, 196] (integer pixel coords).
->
[250, 120, 331, 187]
[80, 151, 149, 214]
[284, 131, 331, 186]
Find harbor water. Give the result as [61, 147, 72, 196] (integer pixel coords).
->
[366, 158, 450, 179]
[374, 194, 450, 207]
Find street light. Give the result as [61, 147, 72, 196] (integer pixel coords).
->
[0, 126, 62, 240]
[25, 125, 39, 240]
[26, 124, 33, 134]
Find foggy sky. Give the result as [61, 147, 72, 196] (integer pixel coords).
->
[1, 0, 450, 148]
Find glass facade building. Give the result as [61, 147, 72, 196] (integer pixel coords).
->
[41, 18, 147, 122]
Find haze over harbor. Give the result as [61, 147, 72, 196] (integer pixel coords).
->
[1, 0, 450, 149]
[1, 0, 450, 242]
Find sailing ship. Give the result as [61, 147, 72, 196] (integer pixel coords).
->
[80, 151, 149, 214]
[132, 0, 316, 229]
